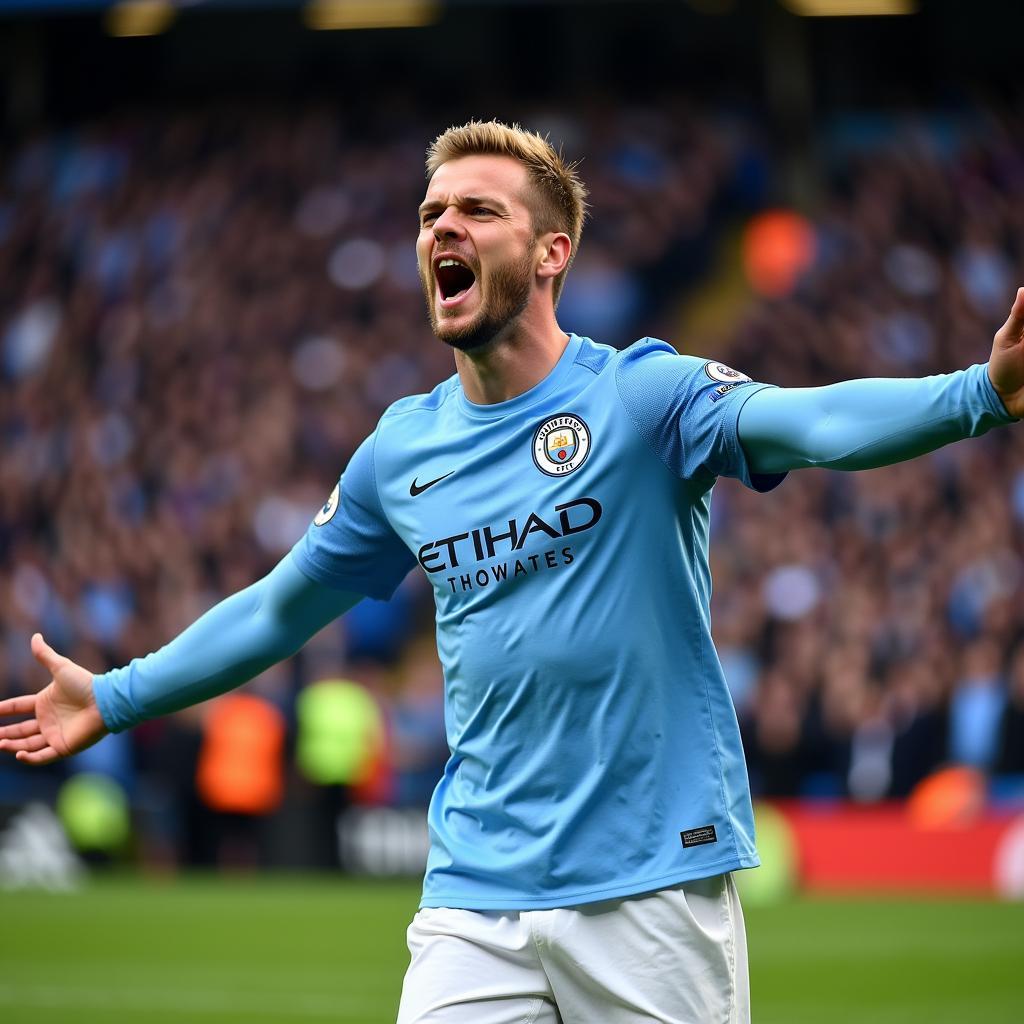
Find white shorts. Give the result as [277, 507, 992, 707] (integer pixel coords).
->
[396, 873, 749, 1024]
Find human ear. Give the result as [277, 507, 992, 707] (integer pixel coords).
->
[536, 233, 571, 280]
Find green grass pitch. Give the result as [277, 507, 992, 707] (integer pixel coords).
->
[1, 876, 1021, 1022]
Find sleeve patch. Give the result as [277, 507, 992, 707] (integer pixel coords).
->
[708, 381, 746, 403]
[313, 483, 340, 527]
[704, 361, 751, 384]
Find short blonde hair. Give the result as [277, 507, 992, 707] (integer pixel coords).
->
[426, 119, 588, 305]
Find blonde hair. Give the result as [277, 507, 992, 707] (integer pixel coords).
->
[426, 120, 588, 304]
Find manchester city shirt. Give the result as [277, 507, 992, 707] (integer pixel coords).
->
[292, 333, 784, 910]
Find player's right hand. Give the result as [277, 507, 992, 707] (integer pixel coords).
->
[0, 633, 108, 765]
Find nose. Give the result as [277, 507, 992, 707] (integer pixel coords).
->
[432, 205, 465, 241]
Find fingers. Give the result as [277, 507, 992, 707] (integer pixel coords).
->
[998, 286, 1024, 342]
[0, 718, 44, 757]
[0, 718, 39, 740]
[15, 746, 61, 766]
[0, 695, 37, 718]
[0, 734, 48, 754]
[31, 633, 67, 675]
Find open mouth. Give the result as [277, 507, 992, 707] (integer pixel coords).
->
[435, 256, 477, 307]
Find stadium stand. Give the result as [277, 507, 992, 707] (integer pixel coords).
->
[2, 95, 1023, 863]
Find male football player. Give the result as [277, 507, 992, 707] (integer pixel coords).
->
[3, 120, 1022, 1023]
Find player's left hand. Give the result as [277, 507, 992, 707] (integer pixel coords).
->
[988, 287, 1024, 419]
[0, 633, 107, 765]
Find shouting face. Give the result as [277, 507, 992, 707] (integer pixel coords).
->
[417, 155, 541, 352]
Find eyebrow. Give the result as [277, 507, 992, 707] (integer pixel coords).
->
[418, 194, 510, 217]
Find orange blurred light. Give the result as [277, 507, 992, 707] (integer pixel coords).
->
[907, 766, 987, 830]
[782, 0, 917, 14]
[741, 209, 816, 297]
[105, 0, 176, 38]
[304, 0, 440, 31]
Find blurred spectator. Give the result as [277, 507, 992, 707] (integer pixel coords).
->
[294, 672, 386, 867]
[995, 643, 1024, 774]
[949, 640, 1006, 770]
[884, 660, 948, 798]
[193, 691, 287, 868]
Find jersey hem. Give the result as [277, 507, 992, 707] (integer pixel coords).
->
[91, 672, 130, 734]
[726, 383, 787, 492]
[979, 361, 1018, 423]
[418, 854, 761, 910]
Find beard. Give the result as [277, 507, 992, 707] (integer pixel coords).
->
[421, 251, 534, 352]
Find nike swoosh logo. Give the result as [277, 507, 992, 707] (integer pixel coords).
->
[410, 471, 455, 497]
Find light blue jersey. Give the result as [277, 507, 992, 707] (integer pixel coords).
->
[293, 333, 785, 910]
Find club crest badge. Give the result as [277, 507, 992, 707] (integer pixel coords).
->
[532, 413, 591, 477]
[704, 361, 751, 384]
[314, 483, 340, 526]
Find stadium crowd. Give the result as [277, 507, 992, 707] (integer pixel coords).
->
[1, 96, 1023, 864]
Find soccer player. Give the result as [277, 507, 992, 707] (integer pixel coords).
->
[3, 120, 1023, 1023]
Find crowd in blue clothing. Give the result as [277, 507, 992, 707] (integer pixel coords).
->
[0, 97, 1022, 860]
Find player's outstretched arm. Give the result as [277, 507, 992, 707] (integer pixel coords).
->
[737, 288, 1022, 476]
[0, 555, 361, 764]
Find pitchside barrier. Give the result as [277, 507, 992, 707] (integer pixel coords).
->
[334, 787, 1024, 902]
[3, 774, 1024, 898]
